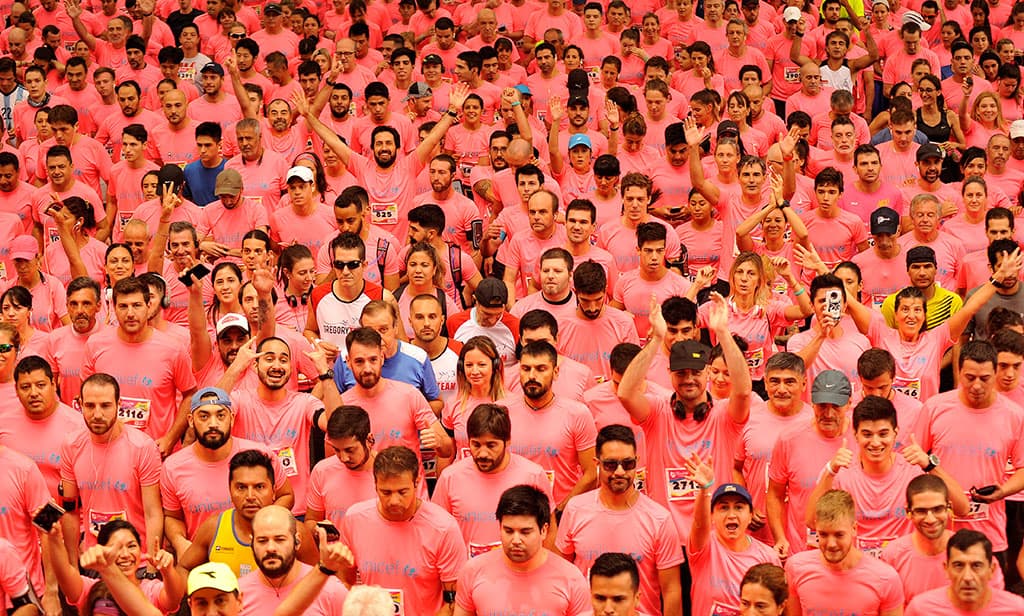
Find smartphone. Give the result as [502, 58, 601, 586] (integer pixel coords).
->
[974, 484, 999, 497]
[45, 202, 63, 216]
[317, 520, 340, 543]
[32, 502, 65, 533]
[824, 289, 843, 320]
[179, 263, 211, 287]
[965, 76, 974, 89]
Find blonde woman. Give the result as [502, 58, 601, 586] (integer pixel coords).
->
[961, 88, 1008, 148]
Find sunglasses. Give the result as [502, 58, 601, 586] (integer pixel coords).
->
[0, 343, 14, 353]
[599, 457, 637, 473]
[229, 33, 246, 39]
[333, 259, 362, 271]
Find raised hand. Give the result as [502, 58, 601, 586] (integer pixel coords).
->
[684, 451, 714, 489]
[252, 266, 276, 297]
[291, 89, 310, 116]
[500, 87, 520, 106]
[778, 126, 800, 160]
[769, 172, 784, 206]
[994, 247, 1023, 285]
[694, 265, 717, 290]
[419, 427, 440, 450]
[830, 438, 853, 473]
[900, 433, 929, 469]
[683, 116, 702, 146]
[648, 293, 668, 340]
[707, 291, 730, 335]
[548, 96, 565, 124]
[448, 82, 470, 110]
[315, 527, 355, 572]
[770, 256, 793, 280]
[605, 98, 620, 128]
[80, 545, 118, 572]
[64, 0, 83, 19]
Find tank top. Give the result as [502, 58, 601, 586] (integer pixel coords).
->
[210, 509, 257, 578]
[820, 61, 854, 94]
[916, 107, 952, 143]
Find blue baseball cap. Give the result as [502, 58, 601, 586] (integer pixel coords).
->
[190, 387, 232, 412]
[514, 84, 532, 97]
[711, 483, 753, 508]
[568, 134, 592, 150]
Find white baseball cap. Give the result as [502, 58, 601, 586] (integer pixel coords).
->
[286, 165, 315, 183]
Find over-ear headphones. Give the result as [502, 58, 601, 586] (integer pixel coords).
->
[154, 274, 171, 309]
[286, 289, 312, 308]
[671, 392, 711, 423]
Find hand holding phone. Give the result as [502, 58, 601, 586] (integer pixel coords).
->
[317, 520, 340, 543]
[32, 502, 65, 532]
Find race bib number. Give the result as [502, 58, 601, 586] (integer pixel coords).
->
[784, 65, 800, 82]
[422, 449, 437, 479]
[460, 162, 474, 178]
[0, 262, 5, 280]
[871, 293, 887, 309]
[387, 589, 404, 615]
[118, 397, 151, 429]
[371, 202, 398, 225]
[667, 468, 699, 501]
[275, 447, 298, 477]
[634, 467, 647, 494]
[957, 496, 990, 522]
[586, 66, 600, 83]
[89, 510, 127, 536]
[48, 226, 60, 245]
[468, 542, 502, 558]
[857, 536, 894, 559]
[745, 347, 765, 370]
[545, 469, 555, 490]
[118, 211, 134, 230]
[458, 446, 471, 460]
[892, 375, 921, 399]
[710, 601, 742, 616]
[239, 564, 252, 577]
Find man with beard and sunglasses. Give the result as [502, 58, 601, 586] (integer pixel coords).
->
[181, 450, 316, 578]
[305, 406, 378, 532]
[239, 504, 348, 613]
[161, 387, 294, 557]
[556, 424, 684, 616]
[432, 403, 552, 556]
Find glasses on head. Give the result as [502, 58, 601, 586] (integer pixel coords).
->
[599, 457, 638, 473]
[333, 259, 362, 271]
[910, 504, 949, 517]
[0, 343, 14, 353]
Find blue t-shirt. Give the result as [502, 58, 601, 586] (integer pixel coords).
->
[183, 158, 227, 206]
[333, 341, 441, 402]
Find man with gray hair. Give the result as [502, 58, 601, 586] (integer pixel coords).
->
[897, 193, 965, 290]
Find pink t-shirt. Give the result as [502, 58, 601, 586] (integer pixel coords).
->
[558, 309, 642, 383]
[0, 403, 83, 500]
[502, 226, 569, 299]
[224, 150, 290, 217]
[786, 550, 904, 614]
[45, 324, 97, 407]
[941, 214, 988, 256]
[906, 585, 1024, 615]
[348, 152, 427, 242]
[197, 199, 270, 250]
[340, 499, 465, 616]
[735, 404, 813, 545]
[441, 393, 495, 460]
[432, 454, 552, 554]
[60, 426, 162, 551]
[0, 538, 30, 607]
[877, 141, 920, 188]
[29, 181, 104, 249]
[556, 490, 684, 616]
[612, 269, 692, 341]
[43, 236, 107, 287]
[82, 328, 196, 441]
[238, 562, 348, 616]
[638, 398, 745, 542]
[852, 248, 911, 308]
[160, 437, 288, 536]
[769, 421, 854, 552]
[832, 456, 921, 557]
[305, 455, 376, 527]
[0, 447, 51, 595]
[916, 390, 1024, 552]
[504, 356, 594, 404]
[229, 389, 321, 516]
[505, 395, 597, 503]
[881, 534, 1005, 601]
[841, 183, 905, 224]
[33, 135, 112, 200]
[149, 121, 200, 167]
[456, 548, 591, 616]
[787, 327, 871, 402]
[269, 204, 337, 252]
[690, 534, 781, 616]
[344, 378, 438, 461]
[676, 221, 724, 279]
[867, 317, 952, 402]
[108, 160, 160, 238]
[799, 209, 869, 269]
[699, 299, 793, 381]
[598, 218, 683, 273]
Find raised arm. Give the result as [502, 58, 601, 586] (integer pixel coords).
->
[414, 83, 468, 165]
[948, 248, 1023, 340]
[186, 263, 212, 372]
[617, 295, 664, 424]
[547, 97, 566, 176]
[708, 292, 752, 422]
[684, 117, 720, 205]
[849, 22, 879, 71]
[686, 453, 717, 554]
[272, 528, 354, 616]
[63, 0, 97, 50]
[224, 55, 259, 119]
[789, 20, 815, 66]
[293, 90, 352, 166]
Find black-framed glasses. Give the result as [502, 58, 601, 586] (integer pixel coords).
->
[333, 259, 362, 271]
[910, 505, 949, 517]
[599, 457, 637, 473]
[229, 33, 246, 39]
[0, 343, 15, 353]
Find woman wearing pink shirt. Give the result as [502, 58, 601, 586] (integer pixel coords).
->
[442, 335, 505, 465]
[685, 456, 781, 616]
[739, 563, 789, 615]
[847, 248, 1021, 400]
[961, 87, 1009, 148]
[673, 44, 725, 105]
[1, 286, 49, 361]
[44, 520, 184, 615]
[724, 91, 770, 158]
[736, 174, 811, 298]
[640, 13, 674, 58]
[208, 262, 245, 331]
[943, 176, 992, 254]
[700, 252, 812, 393]
[96, 243, 135, 327]
[395, 243, 460, 339]
[443, 94, 490, 183]
[675, 189, 724, 280]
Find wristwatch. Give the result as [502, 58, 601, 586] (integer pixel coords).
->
[318, 369, 335, 382]
[924, 453, 940, 472]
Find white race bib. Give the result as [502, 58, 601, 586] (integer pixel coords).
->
[118, 397, 151, 429]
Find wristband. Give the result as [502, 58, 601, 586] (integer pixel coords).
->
[609, 125, 619, 131]
[325, 79, 337, 86]
[990, 276, 1002, 287]
[511, 100, 521, 107]
[446, 109, 459, 119]
[825, 461, 837, 476]
[318, 564, 338, 576]
[443, 590, 457, 604]
[700, 479, 714, 490]
[793, 286, 806, 296]
[782, 152, 794, 162]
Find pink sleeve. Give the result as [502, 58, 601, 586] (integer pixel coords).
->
[567, 573, 592, 616]
[767, 436, 790, 484]
[502, 236, 523, 271]
[160, 466, 182, 512]
[654, 514, 685, 568]
[454, 562, 477, 612]
[459, 252, 479, 280]
[96, 142, 113, 182]
[572, 407, 598, 452]
[0, 546, 28, 599]
[59, 439, 75, 483]
[1011, 412, 1024, 471]
[81, 343, 96, 382]
[384, 240, 402, 276]
[436, 520, 467, 582]
[23, 462, 51, 513]
[253, 204, 270, 229]
[172, 346, 198, 393]
[879, 566, 905, 611]
[413, 392, 438, 430]
[305, 467, 326, 513]
[52, 283, 68, 319]
[915, 402, 935, 453]
[851, 218, 869, 245]
[430, 474, 451, 510]
[137, 439, 163, 486]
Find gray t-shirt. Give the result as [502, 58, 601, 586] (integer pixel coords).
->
[965, 284, 1024, 339]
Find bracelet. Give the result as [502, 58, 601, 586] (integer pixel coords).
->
[325, 79, 337, 86]
[793, 286, 806, 296]
[825, 461, 837, 476]
[511, 100, 521, 107]
[318, 564, 338, 576]
[782, 152, 794, 162]
[778, 200, 790, 209]
[700, 479, 714, 490]
[445, 109, 459, 118]
[990, 276, 1002, 287]
[609, 125, 620, 131]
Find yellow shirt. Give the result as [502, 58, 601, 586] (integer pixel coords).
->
[209, 509, 257, 578]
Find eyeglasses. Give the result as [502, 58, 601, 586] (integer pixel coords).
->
[229, 33, 246, 39]
[910, 505, 949, 517]
[336, 51, 355, 57]
[599, 457, 637, 473]
[0, 343, 14, 353]
[333, 259, 362, 270]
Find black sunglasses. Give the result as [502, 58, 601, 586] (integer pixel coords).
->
[0, 343, 14, 353]
[333, 259, 362, 271]
[599, 457, 637, 473]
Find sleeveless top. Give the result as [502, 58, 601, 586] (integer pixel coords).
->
[916, 107, 952, 143]
[820, 60, 854, 93]
[210, 509, 257, 578]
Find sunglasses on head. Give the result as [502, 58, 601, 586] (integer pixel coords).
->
[333, 259, 362, 271]
[599, 457, 637, 473]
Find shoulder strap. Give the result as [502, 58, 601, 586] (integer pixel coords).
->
[448, 243, 465, 309]
[394, 283, 407, 301]
[376, 237, 388, 282]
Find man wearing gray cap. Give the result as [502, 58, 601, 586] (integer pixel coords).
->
[766, 369, 853, 561]
[196, 168, 270, 259]
[162, 386, 294, 556]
